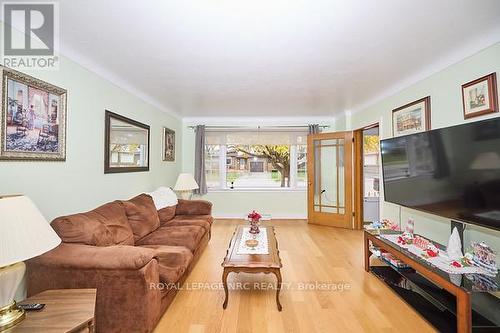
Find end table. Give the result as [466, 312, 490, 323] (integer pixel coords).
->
[5, 289, 96, 333]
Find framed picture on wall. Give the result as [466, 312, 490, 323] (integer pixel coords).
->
[0, 66, 67, 160]
[392, 96, 431, 137]
[462, 73, 498, 119]
[162, 127, 175, 161]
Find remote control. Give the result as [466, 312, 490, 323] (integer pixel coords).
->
[18, 303, 45, 311]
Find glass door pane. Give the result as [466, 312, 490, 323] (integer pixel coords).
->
[320, 144, 337, 213]
[314, 138, 343, 213]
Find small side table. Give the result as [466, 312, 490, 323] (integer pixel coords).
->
[6, 289, 96, 333]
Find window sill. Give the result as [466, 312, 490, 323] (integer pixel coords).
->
[207, 188, 307, 193]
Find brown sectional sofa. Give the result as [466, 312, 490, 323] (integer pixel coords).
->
[26, 194, 213, 333]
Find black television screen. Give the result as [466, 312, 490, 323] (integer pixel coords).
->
[381, 117, 500, 231]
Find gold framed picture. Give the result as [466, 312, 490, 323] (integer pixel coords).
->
[392, 96, 431, 137]
[462, 73, 498, 119]
[0, 66, 67, 160]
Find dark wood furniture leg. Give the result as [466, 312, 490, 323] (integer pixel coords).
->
[273, 268, 283, 311]
[222, 268, 230, 309]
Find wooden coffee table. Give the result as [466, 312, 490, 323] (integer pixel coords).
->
[221, 225, 283, 311]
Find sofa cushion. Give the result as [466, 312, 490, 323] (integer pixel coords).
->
[121, 194, 160, 242]
[175, 199, 212, 216]
[165, 215, 212, 232]
[158, 205, 177, 225]
[136, 225, 206, 252]
[139, 245, 193, 284]
[51, 201, 134, 246]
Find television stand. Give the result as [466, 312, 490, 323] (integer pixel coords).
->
[364, 229, 500, 333]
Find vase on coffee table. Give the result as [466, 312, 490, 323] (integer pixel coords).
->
[247, 210, 262, 234]
[249, 219, 260, 234]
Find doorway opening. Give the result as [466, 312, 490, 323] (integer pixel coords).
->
[354, 124, 380, 229]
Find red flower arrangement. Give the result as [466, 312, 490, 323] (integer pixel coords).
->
[248, 210, 262, 221]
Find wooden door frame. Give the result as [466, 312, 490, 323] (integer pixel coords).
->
[307, 131, 354, 228]
[353, 123, 379, 230]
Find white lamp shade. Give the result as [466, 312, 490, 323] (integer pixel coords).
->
[0, 196, 61, 267]
[174, 173, 199, 191]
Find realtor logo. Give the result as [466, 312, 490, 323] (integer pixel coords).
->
[1, 2, 59, 69]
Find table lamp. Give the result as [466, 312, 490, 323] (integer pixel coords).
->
[174, 173, 199, 200]
[0, 195, 61, 331]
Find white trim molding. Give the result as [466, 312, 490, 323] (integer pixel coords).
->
[182, 116, 335, 127]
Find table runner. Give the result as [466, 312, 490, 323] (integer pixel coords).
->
[237, 227, 269, 254]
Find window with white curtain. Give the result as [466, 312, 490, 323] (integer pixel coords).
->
[204, 128, 308, 190]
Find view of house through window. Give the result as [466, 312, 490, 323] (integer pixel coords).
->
[205, 129, 308, 189]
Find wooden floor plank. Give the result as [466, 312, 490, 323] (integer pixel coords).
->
[154, 219, 436, 333]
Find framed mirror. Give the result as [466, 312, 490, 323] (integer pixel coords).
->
[104, 110, 150, 173]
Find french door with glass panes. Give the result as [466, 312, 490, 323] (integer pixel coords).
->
[307, 131, 353, 228]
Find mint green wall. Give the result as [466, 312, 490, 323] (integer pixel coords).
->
[333, 113, 350, 131]
[350, 42, 500, 253]
[0, 56, 182, 222]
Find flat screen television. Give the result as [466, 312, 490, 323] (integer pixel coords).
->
[381, 117, 500, 231]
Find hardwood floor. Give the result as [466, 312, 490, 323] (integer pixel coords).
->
[154, 219, 436, 333]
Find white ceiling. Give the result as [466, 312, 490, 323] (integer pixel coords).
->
[60, 0, 500, 118]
